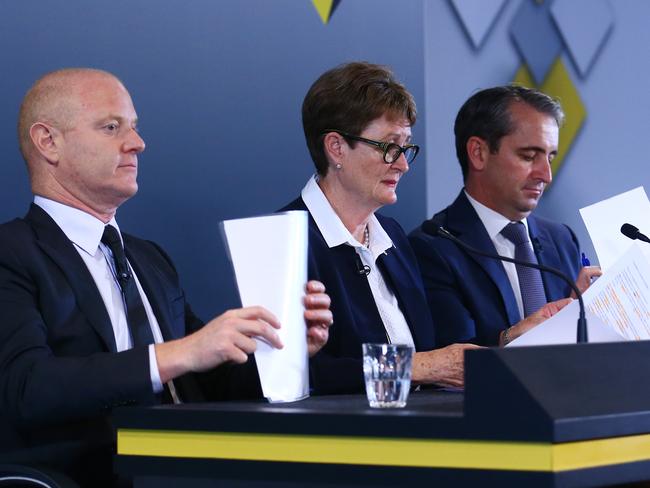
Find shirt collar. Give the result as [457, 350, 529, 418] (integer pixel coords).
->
[301, 175, 393, 254]
[33, 195, 121, 255]
[464, 189, 529, 239]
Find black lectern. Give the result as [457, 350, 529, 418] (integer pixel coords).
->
[114, 342, 650, 487]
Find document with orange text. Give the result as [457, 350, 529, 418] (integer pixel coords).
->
[582, 243, 650, 340]
[509, 244, 650, 346]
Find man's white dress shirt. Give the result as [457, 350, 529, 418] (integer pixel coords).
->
[464, 190, 538, 320]
[35, 196, 168, 394]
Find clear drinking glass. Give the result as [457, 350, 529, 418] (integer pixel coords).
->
[362, 343, 414, 408]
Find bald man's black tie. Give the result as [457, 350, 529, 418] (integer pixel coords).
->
[101, 225, 155, 347]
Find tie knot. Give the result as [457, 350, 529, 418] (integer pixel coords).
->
[101, 225, 131, 284]
[101, 225, 122, 247]
[501, 221, 529, 246]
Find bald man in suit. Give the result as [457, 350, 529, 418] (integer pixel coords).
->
[0, 68, 332, 486]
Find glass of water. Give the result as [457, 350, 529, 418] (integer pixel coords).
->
[362, 343, 414, 408]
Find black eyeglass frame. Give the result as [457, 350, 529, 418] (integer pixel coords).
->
[323, 129, 420, 165]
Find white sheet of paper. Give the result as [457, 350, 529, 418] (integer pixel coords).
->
[221, 211, 309, 402]
[507, 301, 624, 347]
[579, 186, 650, 270]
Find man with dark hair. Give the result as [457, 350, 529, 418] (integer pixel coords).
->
[409, 85, 600, 347]
[0, 68, 332, 487]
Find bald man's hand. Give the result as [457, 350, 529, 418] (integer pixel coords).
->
[154, 280, 333, 383]
[155, 306, 282, 383]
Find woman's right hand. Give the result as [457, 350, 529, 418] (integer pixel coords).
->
[411, 343, 483, 388]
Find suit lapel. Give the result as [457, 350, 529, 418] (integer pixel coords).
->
[446, 193, 522, 324]
[26, 204, 118, 353]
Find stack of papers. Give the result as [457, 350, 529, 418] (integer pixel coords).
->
[222, 211, 309, 401]
[509, 187, 650, 347]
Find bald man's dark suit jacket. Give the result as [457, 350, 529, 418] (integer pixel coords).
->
[282, 197, 436, 394]
[0, 204, 259, 486]
[409, 191, 582, 347]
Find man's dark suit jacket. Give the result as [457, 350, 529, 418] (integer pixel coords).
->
[0, 204, 259, 486]
[409, 191, 582, 347]
[282, 197, 435, 394]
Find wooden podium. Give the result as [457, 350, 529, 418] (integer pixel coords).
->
[113, 342, 650, 487]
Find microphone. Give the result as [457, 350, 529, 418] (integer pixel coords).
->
[355, 254, 371, 276]
[621, 223, 650, 243]
[422, 221, 588, 343]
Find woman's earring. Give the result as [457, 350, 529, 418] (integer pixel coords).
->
[335, 163, 342, 170]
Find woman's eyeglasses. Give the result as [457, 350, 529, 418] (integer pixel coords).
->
[324, 130, 420, 165]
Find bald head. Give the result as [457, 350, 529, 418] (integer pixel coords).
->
[16, 68, 144, 221]
[18, 68, 123, 164]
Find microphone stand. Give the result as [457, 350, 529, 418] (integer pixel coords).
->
[423, 223, 588, 343]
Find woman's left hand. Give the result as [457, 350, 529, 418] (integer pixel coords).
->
[303, 280, 332, 356]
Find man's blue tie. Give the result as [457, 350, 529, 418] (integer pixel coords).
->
[500, 221, 547, 318]
[101, 225, 155, 348]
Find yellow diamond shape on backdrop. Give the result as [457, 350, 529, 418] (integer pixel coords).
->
[513, 57, 586, 177]
[312, 0, 340, 24]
